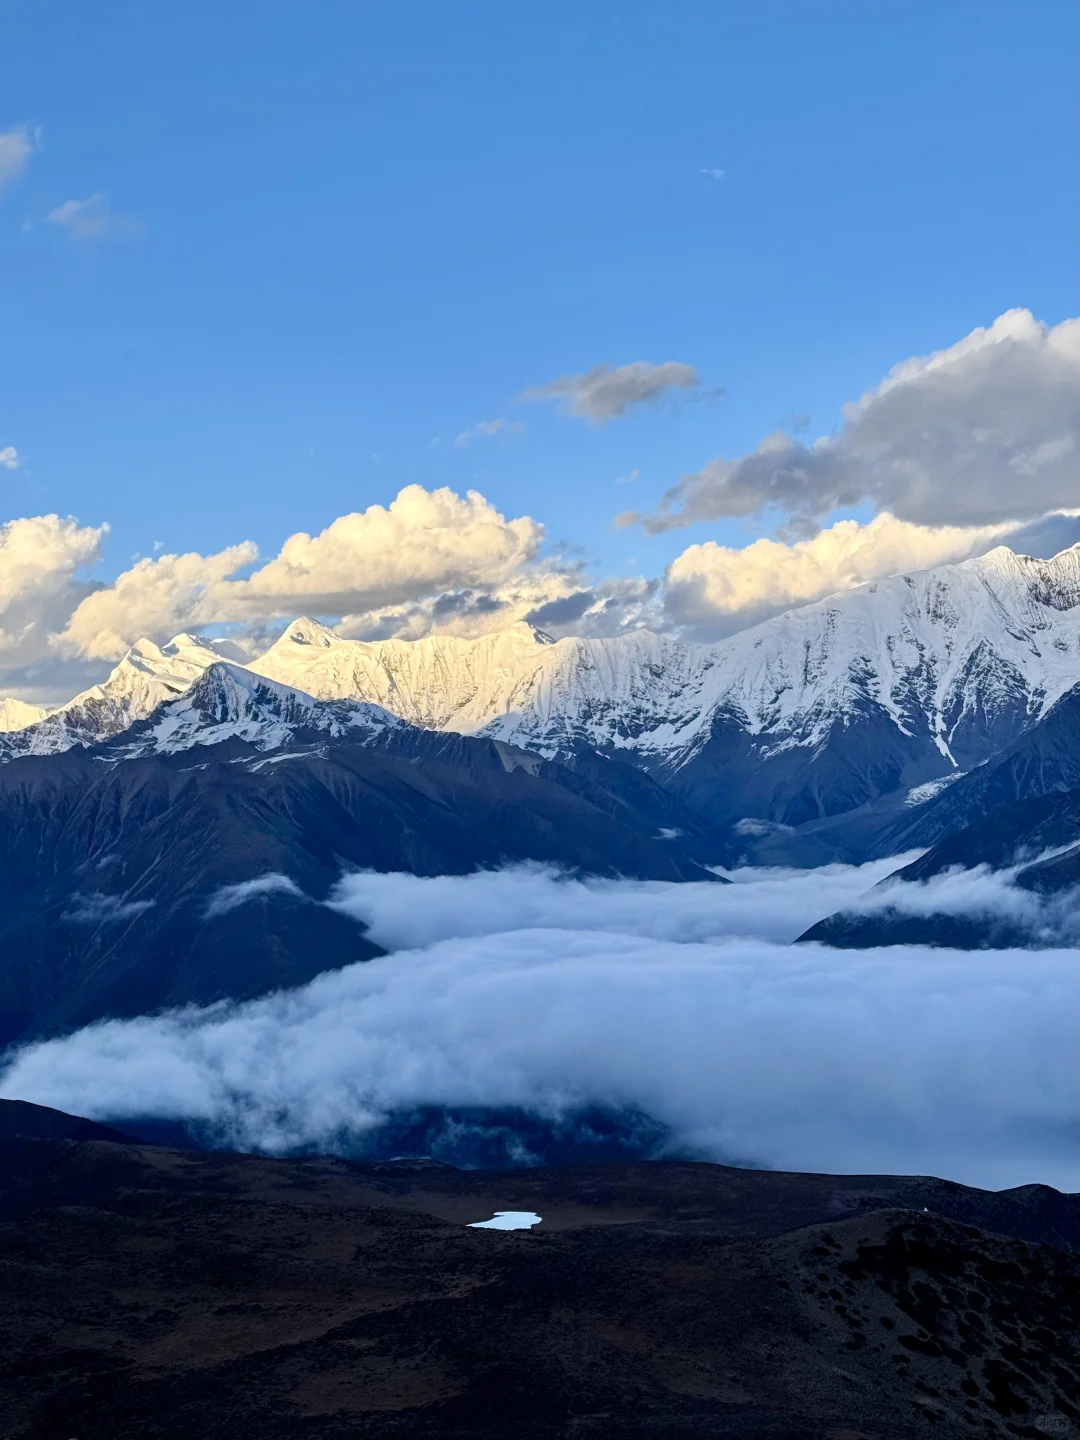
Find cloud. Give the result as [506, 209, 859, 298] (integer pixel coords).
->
[0, 447, 20, 470]
[629, 310, 1080, 532]
[453, 418, 522, 447]
[662, 511, 1028, 638]
[47, 193, 145, 241]
[59, 541, 260, 660]
[61, 892, 155, 925]
[614, 468, 640, 485]
[337, 573, 658, 645]
[55, 486, 547, 660]
[328, 857, 913, 950]
[700, 168, 726, 180]
[524, 361, 702, 423]
[0, 124, 38, 196]
[1, 867, 1074, 1190]
[0, 514, 108, 671]
[855, 860, 1078, 946]
[204, 873, 304, 919]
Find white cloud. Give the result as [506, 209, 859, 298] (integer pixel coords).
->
[2, 863, 1075, 1190]
[525, 361, 701, 423]
[629, 310, 1080, 532]
[62, 893, 155, 925]
[663, 511, 1025, 637]
[700, 168, 726, 180]
[47, 193, 145, 241]
[205, 874, 303, 919]
[0, 514, 107, 669]
[54, 486, 546, 660]
[0, 447, 20, 470]
[59, 540, 259, 660]
[328, 857, 912, 950]
[0, 124, 38, 196]
[453, 418, 522, 447]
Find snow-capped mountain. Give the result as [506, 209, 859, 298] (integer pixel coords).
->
[110, 662, 402, 758]
[0, 698, 49, 732]
[2, 543, 1077, 833]
[0, 633, 241, 760]
[250, 544, 1080, 824]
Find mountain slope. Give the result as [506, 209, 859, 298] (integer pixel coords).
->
[797, 696, 1080, 949]
[0, 666, 725, 1047]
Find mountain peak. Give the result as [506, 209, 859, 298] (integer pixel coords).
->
[113, 659, 401, 757]
[273, 617, 340, 649]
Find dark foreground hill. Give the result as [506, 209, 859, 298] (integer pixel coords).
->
[0, 1100, 1075, 1440]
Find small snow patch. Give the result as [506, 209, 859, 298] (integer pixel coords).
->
[468, 1211, 542, 1231]
[905, 772, 965, 807]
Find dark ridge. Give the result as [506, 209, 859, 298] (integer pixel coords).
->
[0, 1129, 1075, 1437]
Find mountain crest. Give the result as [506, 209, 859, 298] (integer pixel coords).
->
[271, 617, 340, 650]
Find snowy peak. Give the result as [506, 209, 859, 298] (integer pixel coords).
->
[0, 633, 245, 760]
[111, 662, 402, 758]
[0, 698, 50, 733]
[267, 616, 341, 651]
[247, 543, 1080, 788]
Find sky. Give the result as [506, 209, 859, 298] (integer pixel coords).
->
[0, 1, 1077, 701]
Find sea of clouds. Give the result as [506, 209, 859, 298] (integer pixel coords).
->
[2, 860, 1076, 1192]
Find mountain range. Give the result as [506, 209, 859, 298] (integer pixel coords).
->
[5, 544, 1076, 850]
[0, 663, 725, 1047]
[0, 542, 1075, 1041]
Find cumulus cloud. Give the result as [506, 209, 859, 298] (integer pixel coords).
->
[60, 541, 260, 660]
[47, 193, 145, 241]
[524, 361, 702, 423]
[663, 511, 1027, 638]
[626, 311, 1079, 532]
[0, 124, 38, 195]
[0, 514, 108, 672]
[0, 446, 20, 470]
[55, 486, 546, 660]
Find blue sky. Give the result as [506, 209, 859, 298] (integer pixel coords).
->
[4, 2, 1076, 564]
[0, 1, 1076, 699]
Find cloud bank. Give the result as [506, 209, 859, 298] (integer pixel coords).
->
[327, 856, 912, 950]
[2, 864, 1075, 1191]
[627, 310, 1079, 532]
